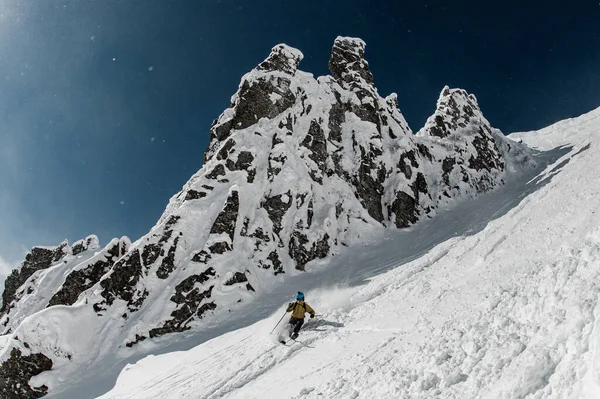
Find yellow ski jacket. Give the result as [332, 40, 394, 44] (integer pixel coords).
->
[286, 301, 315, 319]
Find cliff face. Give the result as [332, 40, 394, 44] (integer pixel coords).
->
[0, 37, 536, 398]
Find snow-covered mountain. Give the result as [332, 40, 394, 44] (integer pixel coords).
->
[96, 105, 600, 399]
[0, 37, 537, 399]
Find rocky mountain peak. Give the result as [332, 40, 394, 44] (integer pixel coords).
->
[257, 43, 304, 75]
[204, 43, 304, 163]
[420, 86, 485, 138]
[328, 36, 374, 85]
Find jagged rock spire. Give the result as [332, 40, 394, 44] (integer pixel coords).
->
[328, 36, 374, 85]
[420, 86, 483, 138]
[204, 44, 304, 163]
[257, 44, 303, 75]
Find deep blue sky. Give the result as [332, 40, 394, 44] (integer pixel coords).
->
[0, 1, 599, 266]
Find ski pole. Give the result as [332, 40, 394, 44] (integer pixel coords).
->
[270, 310, 288, 334]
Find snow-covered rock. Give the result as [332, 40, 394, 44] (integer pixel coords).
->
[99, 105, 600, 399]
[0, 236, 130, 336]
[0, 37, 535, 398]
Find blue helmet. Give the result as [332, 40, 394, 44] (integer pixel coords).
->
[296, 292, 305, 300]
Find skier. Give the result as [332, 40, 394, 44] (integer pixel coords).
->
[286, 292, 316, 339]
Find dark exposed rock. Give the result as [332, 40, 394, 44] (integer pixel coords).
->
[267, 251, 284, 275]
[236, 151, 254, 169]
[191, 250, 211, 264]
[128, 289, 148, 313]
[48, 240, 126, 307]
[328, 101, 346, 143]
[307, 200, 314, 228]
[468, 129, 503, 173]
[217, 139, 236, 160]
[158, 230, 174, 246]
[242, 222, 271, 251]
[442, 157, 456, 186]
[96, 249, 143, 309]
[224, 272, 248, 286]
[239, 217, 250, 237]
[388, 192, 418, 228]
[171, 269, 216, 302]
[208, 242, 231, 254]
[289, 232, 330, 271]
[411, 173, 429, 202]
[429, 115, 448, 138]
[71, 236, 97, 256]
[267, 152, 286, 182]
[399, 150, 419, 180]
[149, 285, 215, 338]
[207, 119, 234, 160]
[354, 147, 385, 222]
[156, 237, 179, 279]
[197, 302, 217, 316]
[226, 151, 254, 172]
[301, 120, 328, 183]
[142, 244, 161, 268]
[117, 239, 129, 257]
[417, 143, 432, 161]
[185, 190, 207, 201]
[335, 203, 344, 219]
[210, 191, 239, 242]
[52, 242, 69, 262]
[71, 242, 86, 256]
[295, 193, 308, 208]
[262, 191, 292, 235]
[1, 246, 62, 315]
[329, 37, 374, 85]
[233, 78, 295, 132]
[352, 99, 381, 130]
[278, 118, 290, 132]
[165, 215, 180, 230]
[206, 164, 226, 180]
[125, 334, 147, 348]
[272, 133, 284, 146]
[247, 169, 256, 183]
[225, 151, 255, 184]
[0, 348, 52, 399]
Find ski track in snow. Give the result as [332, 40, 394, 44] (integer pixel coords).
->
[93, 108, 599, 398]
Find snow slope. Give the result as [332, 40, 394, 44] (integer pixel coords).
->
[97, 106, 600, 399]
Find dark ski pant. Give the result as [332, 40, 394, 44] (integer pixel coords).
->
[288, 317, 304, 334]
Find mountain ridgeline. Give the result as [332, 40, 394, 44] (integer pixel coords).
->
[0, 37, 535, 398]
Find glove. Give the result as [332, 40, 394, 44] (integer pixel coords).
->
[310, 313, 315, 319]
